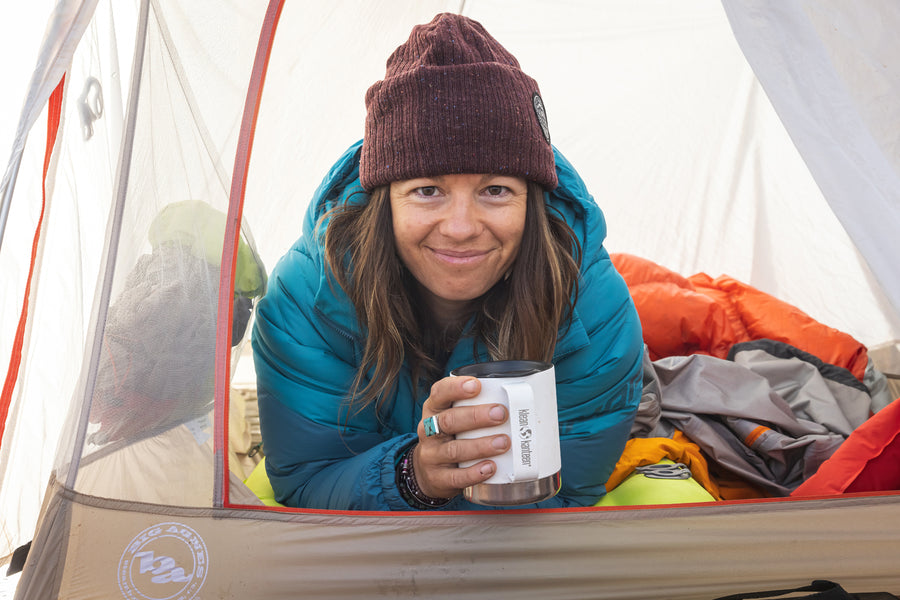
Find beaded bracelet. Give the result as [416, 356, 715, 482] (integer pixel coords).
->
[396, 444, 452, 510]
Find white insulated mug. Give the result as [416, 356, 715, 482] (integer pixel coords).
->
[451, 360, 561, 506]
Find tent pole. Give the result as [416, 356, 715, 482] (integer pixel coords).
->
[64, 0, 151, 489]
[216, 0, 285, 508]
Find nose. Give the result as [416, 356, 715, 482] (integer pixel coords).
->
[439, 193, 481, 240]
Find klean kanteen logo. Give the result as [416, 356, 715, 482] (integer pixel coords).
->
[517, 407, 534, 468]
[118, 522, 208, 600]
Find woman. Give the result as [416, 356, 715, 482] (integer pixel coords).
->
[252, 13, 643, 510]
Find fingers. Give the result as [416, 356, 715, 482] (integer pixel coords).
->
[427, 431, 510, 465]
[419, 403, 506, 439]
[435, 460, 497, 496]
[413, 436, 510, 499]
[413, 375, 512, 499]
[424, 376, 480, 412]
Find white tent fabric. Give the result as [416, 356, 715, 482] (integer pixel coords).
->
[0, 3, 54, 169]
[1, 0, 899, 598]
[722, 0, 900, 332]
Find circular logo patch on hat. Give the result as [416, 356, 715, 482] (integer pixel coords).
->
[532, 93, 551, 144]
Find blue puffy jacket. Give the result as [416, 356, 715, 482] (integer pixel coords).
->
[252, 141, 643, 510]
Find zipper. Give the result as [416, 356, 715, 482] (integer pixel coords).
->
[313, 305, 363, 360]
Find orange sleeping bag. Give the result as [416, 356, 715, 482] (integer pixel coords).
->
[611, 253, 869, 382]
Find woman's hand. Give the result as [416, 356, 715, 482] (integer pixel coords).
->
[413, 375, 510, 499]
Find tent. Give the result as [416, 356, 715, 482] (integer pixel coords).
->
[2, 0, 899, 598]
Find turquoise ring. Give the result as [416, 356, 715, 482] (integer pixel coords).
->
[423, 415, 441, 437]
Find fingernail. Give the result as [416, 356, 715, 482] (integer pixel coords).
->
[462, 379, 478, 394]
[489, 406, 505, 421]
[491, 436, 508, 450]
[480, 463, 495, 476]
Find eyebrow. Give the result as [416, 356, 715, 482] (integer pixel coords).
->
[396, 174, 523, 189]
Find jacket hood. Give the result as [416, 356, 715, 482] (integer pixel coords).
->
[298, 140, 608, 341]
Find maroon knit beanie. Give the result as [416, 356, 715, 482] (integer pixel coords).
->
[360, 13, 556, 191]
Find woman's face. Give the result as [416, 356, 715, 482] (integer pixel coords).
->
[390, 174, 528, 320]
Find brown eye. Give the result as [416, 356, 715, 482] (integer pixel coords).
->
[417, 186, 438, 197]
[486, 185, 506, 196]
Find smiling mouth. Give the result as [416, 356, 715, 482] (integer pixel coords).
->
[430, 248, 491, 265]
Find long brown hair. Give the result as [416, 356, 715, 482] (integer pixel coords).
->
[322, 182, 581, 414]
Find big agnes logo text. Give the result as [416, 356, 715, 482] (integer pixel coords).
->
[118, 522, 209, 600]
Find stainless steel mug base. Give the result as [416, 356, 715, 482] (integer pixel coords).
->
[464, 472, 561, 506]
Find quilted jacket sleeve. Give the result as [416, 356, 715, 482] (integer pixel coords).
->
[551, 251, 644, 506]
[252, 243, 416, 510]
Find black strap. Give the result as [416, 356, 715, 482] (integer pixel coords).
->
[713, 580, 853, 600]
[6, 540, 31, 576]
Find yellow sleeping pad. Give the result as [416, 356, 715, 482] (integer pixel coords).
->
[595, 460, 716, 507]
[244, 457, 285, 507]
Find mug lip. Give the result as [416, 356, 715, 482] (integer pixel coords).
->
[450, 360, 553, 378]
